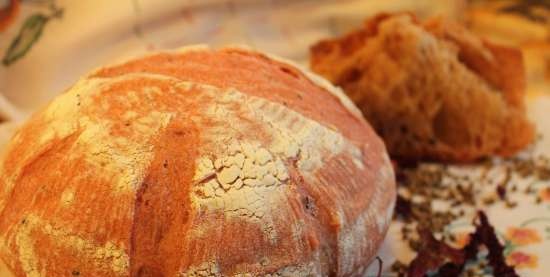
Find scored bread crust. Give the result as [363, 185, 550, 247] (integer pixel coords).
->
[0, 46, 395, 276]
[310, 13, 535, 162]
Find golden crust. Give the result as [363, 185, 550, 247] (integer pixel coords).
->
[0, 46, 395, 276]
[310, 13, 535, 162]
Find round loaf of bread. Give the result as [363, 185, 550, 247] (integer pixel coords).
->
[0, 46, 395, 277]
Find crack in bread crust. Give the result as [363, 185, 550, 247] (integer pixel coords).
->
[0, 47, 395, 277]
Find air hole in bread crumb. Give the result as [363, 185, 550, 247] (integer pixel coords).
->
[418, 102, 426, 112]
[342, 67, 362, 83]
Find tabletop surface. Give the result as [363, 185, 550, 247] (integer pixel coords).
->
[1, 1, 549, 276]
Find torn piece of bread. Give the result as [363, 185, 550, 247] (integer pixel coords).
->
[310, 13, 535, 162]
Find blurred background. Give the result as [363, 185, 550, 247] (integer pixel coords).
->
[1, 0, 549, 122]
